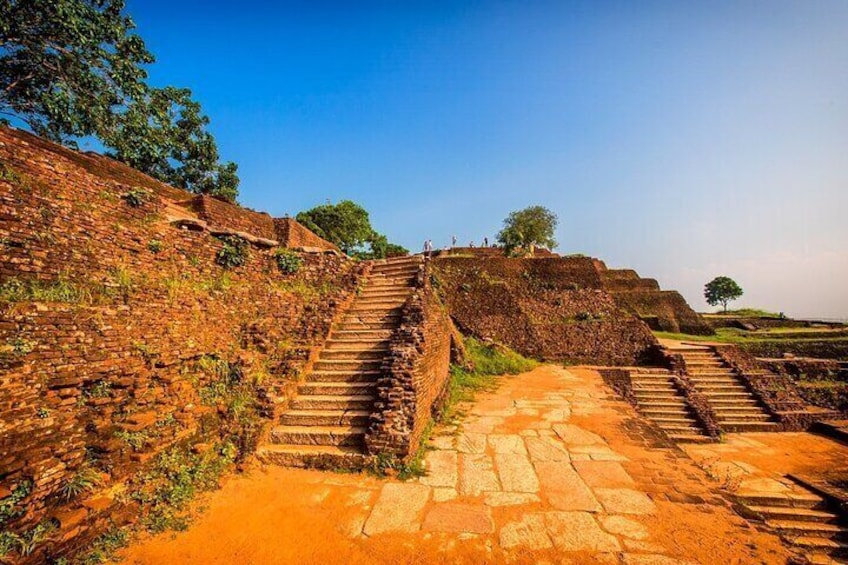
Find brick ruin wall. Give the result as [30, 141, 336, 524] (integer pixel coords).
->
[367, 262, 453, 460]
[431, 257, 658, 365]
[0, 126, 361, 559]
[595, 262, 713, 335]
[273, 217, 340, 252]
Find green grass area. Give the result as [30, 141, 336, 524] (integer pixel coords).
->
[653, 329, 744, 343]
[444, 337, 538, 419]
[702, 308, 782, 318]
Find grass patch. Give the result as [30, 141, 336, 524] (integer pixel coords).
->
[705, 308, 782, 318]
[443, 337, 537, 422]
[0, 277, 90, 304]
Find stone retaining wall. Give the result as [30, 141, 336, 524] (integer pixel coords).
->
[0, 126, 360, 560]
[366, 261, 453, 460]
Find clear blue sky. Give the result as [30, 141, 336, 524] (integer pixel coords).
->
[119, 0, 847, 319]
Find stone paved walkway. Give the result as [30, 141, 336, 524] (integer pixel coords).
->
[120, 365, 793, 564]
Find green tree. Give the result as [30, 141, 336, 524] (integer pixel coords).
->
[0, 0, 239, 201]
[103, 87, 239, 202]
[496, 205, 558, 256]
[295, 200, 406, 259]
[704, 276, 744, 313]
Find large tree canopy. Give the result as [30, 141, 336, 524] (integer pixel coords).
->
[704, 276, 744, 312]
[296, 200, 408, 259]
[0, 0, 239, 201]
[496, 205, 558, 256]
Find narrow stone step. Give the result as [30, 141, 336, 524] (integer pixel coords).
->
[270, 425, 367, 446]
[331, 329, 393, 340]
[720, 421, 779, 432]
[324, 338, 390, 349]
[312, 359, 383, 371]
[700, 392, 752, 398]
[746, 506, 841, 523]
[708, 398, 760, 406]
[298, 381, 377, 396]
[651, 416, 699, 424]
[736, 492, 826, 509]
[641, 409, 692, 417]
[256, 444, 369, 469]
[348, 304, 404, 313]
[280, 409, 370, 427]
[291, 395, 374, 411]
[319, 348, 388, 361]
[786, 536, 847, 551]
[668, 433, 712, 443]
[713, 412, 771, 421]
[307, 370, 381, 383]
[767, 520, 844, 537]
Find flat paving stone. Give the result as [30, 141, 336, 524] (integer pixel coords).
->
[499, 513, 552, 550]
[420, 450, 458, 488]
[535, 461, 601, 512]
[433, 487, 458, 502]
[594, 488, 657, 515]
[457, 432, 487, 454]
[494, 452, 539, 493]
[623, 553, 697, 565]
[573, 460, 636, 488]
[544, 511, 621, 552]
[525, 436, 571, 462]
[423, 503, 494, 534]
[488, 434, 527, 455]
[459, 453, 500, 496]
[600, 515, 649, 540]
[363, 483, 430, 535]
[484, 492, 541, 507]
[553, 423, 606, 446]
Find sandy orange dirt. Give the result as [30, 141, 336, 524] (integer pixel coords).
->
[118, 365, 802, 564]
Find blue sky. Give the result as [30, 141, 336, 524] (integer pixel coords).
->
[118, 1, 847, 318]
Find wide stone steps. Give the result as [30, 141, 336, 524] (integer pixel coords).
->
[630, 373, 709, 442]
[737, 488, 848, 563]
[263, 255, 422, 469]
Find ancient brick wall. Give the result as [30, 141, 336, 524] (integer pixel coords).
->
[431, 257, 657, 365]
[366, 262, 453, 460]
[0, 126, 362, 560]
[273, 217, 339, 252]
[186, 194, 277, 240]
[593, 260, 713, 335]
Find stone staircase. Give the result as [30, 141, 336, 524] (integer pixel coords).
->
[670, 345, 780, 433]
[257, 255, 423, 468]
[736, 485, 848, 564]
[630, 368, 711, 443]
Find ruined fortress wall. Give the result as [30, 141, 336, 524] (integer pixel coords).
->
[0, 127, 360, 557]
[273, 217, 340, 252]
[431, 257, 657, 365]
[368, 264, 453, 459]
[593, 261, 712, 335]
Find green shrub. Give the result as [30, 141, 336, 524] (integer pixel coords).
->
[576, 311, 592, 321]
[122, 188, 150, 208]
[147, 239, 163, 253]
[215, 236, 249, 269]
[0, 479, 33, 525]
[61, 466, 103, 500]
[115, 429, 151, 452]
[0, 277, 89, 303]
[273, 248, 303, 274]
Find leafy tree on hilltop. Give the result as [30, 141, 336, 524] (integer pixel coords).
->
[296, 200, 407, 259]
[497, 205, 558, 256]
[0, 0, 239, 201]
[704, 276, 744, 313]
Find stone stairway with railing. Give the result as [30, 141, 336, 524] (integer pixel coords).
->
[630, 368, 712, 443]
[257, 255, 423, 468]
[669, 345, 780, 433]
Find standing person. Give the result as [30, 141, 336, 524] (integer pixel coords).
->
[483, 236, 488, 247]
[451, 235, 457, 248]
[423, 240, 429, 255]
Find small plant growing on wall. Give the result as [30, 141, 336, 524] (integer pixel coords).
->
[147, 239, 163, 253]
[215, 235, 249, 269]
[61, 466, 103, 500]
[122, 188, 151, 208]
[273, 248, 303, 274]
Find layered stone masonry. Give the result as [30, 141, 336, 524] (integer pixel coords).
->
[0, 126, 361, 558]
